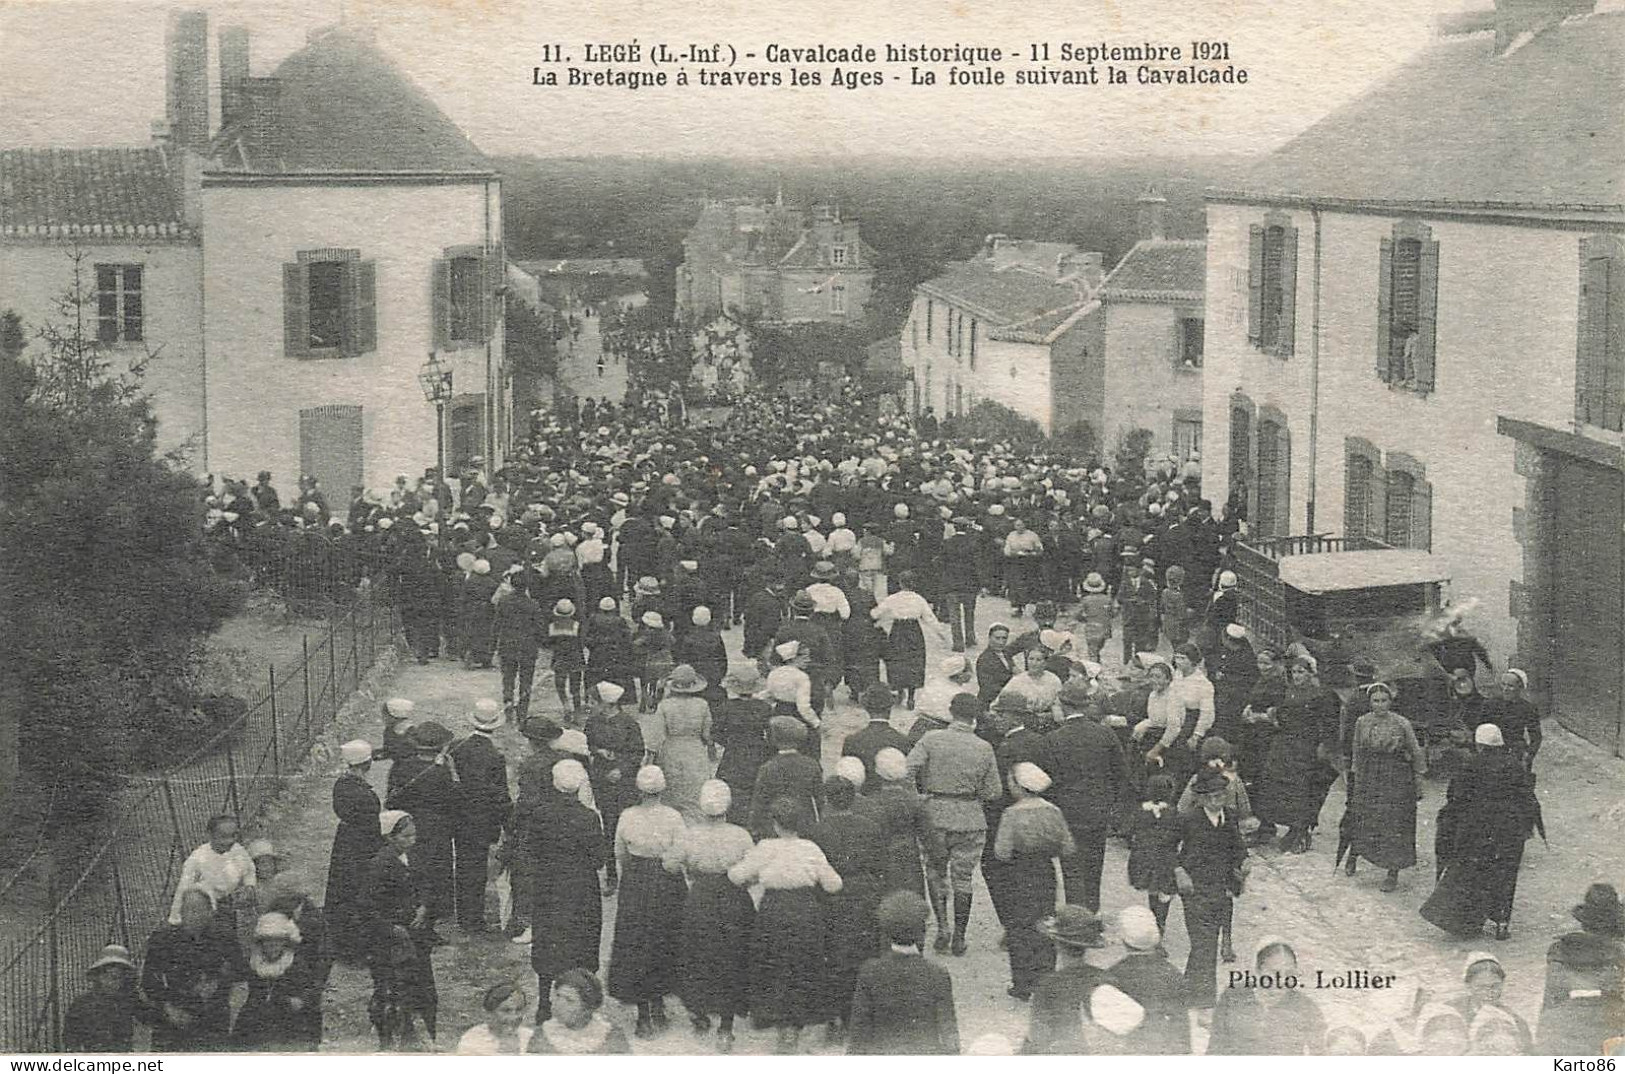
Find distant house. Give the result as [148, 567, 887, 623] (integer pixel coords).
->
[901, 236, 1105, 435]
[675, 195, 876, 326]
[0, 12, 510, 493]
[1202, 0, 1625, 752]
[1096, 191, 1206, 461]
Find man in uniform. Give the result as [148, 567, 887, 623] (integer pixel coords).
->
[906, 693, 1003, 955]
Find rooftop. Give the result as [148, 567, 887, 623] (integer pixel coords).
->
[1214, 11, 1625, 212]
[211, 27, 491, 175]
[0, 147, 191, 238]
[988, 299, 1099, 344]
[1097, 240, 1206, 303]
[918, 260, 1087, 327]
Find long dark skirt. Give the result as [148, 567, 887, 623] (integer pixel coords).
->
[884, 618, 926, 689]
[1350, 750, 1418, 870]
[1420, 846, 1526, 936]
[679, 872, 756, 1017]
[749, 887, 824, 1028]
[1005, 853, 1059, 995]
[607, 855, 686, 1003]
[820, 881, 881, 1022]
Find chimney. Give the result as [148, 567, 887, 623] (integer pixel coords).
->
[218, 26, 251, 130]
[164, 10, 210, 152]
[1490, 0, 1594, 52]
[240, 77, 284, 169]
[1136, 186, 1168, 242]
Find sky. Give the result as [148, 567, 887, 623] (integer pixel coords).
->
[0, 0, 1473, 159]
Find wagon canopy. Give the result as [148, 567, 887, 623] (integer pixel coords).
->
[1276, 549, 1450, 595]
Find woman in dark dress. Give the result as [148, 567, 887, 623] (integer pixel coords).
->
[1238, 647, 1286, 793]
[385, 723, 457, 928]
[1421, 723, 1540, 941]
[994, 763, 1076, 1001]
[664, 779, 759, 1052]
[608, 765, 689, 1036]
[325, 740, 383, 963]
[1254, 656, 1340, 853]
[525, 759, 605, 1024]
[1345, 683, 1427, 892]
[1481, 668, 1543, 770]
[583, 681, 643, 897]
[1128, 774, 1182, 936]
[712, 666, 774, 827]
[809, 776, 887, 1035]
[728, 796, 844, 1055]
[363, 811, 439, 1050]
[871, 747, 929, 896]
[873, 570, 947, 708]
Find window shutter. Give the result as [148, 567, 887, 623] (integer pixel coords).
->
[431, 258, 452, 349]
[1607, 250, 1625, 431]
[1344, 447, 1366, 539]
[1277, 421, 1292, 536]
[1248, 224, 1264, 344]
[1277, 226, 1298, 357]
[1412, 475, 1432, 553]
[343, 260, 377, 356]
[283, 262, 310, 358]
[1416, 238, 1440, 392]
[1376, 237, 1394, 381]
[482, 242, 506, 341]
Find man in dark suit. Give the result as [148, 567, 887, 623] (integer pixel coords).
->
[1042, 706, 1125, 913]
[939, 520, 982, 651]
[748, 717, 826, 839]
[493, 571, 543, 721]
[772, 591, 840, 715]
[1118, 560, 1160, 664]
[449, 702, 512, 934]
[842, 683, 908, 792]
[848, 891, 959, 1055]
[1175, 767, 1251, 1009]
[975, 624, 1016, 706]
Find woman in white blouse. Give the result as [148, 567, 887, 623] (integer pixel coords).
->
[728, 796, 843, 1054]
[872, 570, 950, 711]
[607, 766, 689, 1037]
[167, 814, 256, 933]
[1155, 644, 1216, 789]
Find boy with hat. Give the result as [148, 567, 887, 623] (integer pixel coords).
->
[1173, 766, 1251, 1009]
[842, 683, 908, 791]
[847, 892, 960, 1055]
[64, 946, 142, 1052]
[1022, 906, 1108, 1054]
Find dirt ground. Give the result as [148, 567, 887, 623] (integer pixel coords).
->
[250, 592, 1625, 1055]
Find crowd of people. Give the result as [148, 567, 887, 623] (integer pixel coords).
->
[66, 381, 1624, 1056]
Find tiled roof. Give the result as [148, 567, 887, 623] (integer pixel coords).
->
[0, 148, 191, 238]
[214, 28, 491, 174]
[918, 261, 1086, 327]
[1098, 240, 1206, 303]
[1216, 13, 1625, 211]
[777, 236, 879, 270]
[989, 299, 1098, 344]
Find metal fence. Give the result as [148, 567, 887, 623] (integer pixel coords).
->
[0, 597, 400, 1053]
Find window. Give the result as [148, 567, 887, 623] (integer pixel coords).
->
[283, 250, 376, 358]
[911, 317, 919, 352]
[926, 300, 933, 343]
[831, 245, 848, 266]
[1248, 217, 1298, 356]
[955, 313, 964, 360]
[95, 264, 143, 344]
[946, 309, 956, 356]
[956, 383, 964, 416]
[1179, 316, 1204, 368]
[1377, 222, 1439, 392]
[1174, 416, 1202, 461]
[432, 243, 503, 349]
[830, 282, 847, 315]
[1577, 235, 1625, 431]
[969, 319, 978, 370]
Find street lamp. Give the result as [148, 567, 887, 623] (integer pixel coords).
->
[418, 351, 454, 476]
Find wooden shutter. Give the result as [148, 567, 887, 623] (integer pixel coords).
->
[1609, 248, 1625, 432]
[1376, 237, 1393, 381]
[342, 260, 376, 357]
[1277, 225, 1298, 357]
[283, 262, 310, 358]
[1344, 447, 1368, 539]
[482, 242, 506, 341]
[1276, 420, 1292, 536]
[1577, 240, 1601, 425]
[1416, 237, 1440, 392]
[1248, 224, 1264, 344]
[1413, 475, 1432, 552]
[431, 258, 452, 349]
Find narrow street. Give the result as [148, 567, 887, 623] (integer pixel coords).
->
[259, 590, 1625, 1054]
[555, 305, 629, 405]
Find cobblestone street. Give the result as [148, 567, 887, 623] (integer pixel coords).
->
[257, 591, 1625, 1054]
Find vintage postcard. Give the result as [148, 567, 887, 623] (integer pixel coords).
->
[1, 0, 1620, 1060]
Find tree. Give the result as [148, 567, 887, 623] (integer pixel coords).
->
[1114, 427, 1156, 481]
[0, 254, 241, 844]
